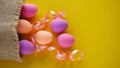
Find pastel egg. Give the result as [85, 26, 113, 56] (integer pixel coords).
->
[57, 33, 75, 48]
[21, 4, 38, 18]
[17, 19, 32, 34]
[19, 40, 34, 55]
[50, 18, 68, 33]
[35, 31, 53, 45]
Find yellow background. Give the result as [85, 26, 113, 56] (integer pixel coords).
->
[0, 0, 120, 68]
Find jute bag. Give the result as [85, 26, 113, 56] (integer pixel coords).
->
[0, 0, 24, 61]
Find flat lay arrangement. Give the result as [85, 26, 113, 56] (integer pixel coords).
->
[0, 0, 119, 68]
[18, 4, 83, 61]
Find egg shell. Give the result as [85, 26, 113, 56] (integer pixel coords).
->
[19, 40, 34, 55]
[17, 19, 32, 34]
[57, 33, 75, 48]
[35, 31, 53, 45]
[50, 18, 68, 33]
[21, 4, 38, 18]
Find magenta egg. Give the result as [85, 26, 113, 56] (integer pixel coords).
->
[21, 4, 38, 18]
[50, 18, 68, 33]
[57, 33, 75, 48]
[19, 40, 34, 55]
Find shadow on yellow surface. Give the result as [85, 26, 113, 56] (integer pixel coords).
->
[0, 0, 120, 68]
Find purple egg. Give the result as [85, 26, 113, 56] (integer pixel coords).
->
[21, 4, 38, 18]
[19, 40, 34, 55]
[57, 33, 75, 48]
[50, 18, 68, 33]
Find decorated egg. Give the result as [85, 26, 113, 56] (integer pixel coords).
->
[50, 18, 68, 33]
[17, 19, 32, 34]
[35, 31, 53, 45]
[57, 33, 75, 48]
[21, 4, 38, 18]
[19, 40, 34, 55]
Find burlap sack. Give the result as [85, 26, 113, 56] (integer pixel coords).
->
[0, 0, 24, 61]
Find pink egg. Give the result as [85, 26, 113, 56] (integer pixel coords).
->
[21, 4, 38, 18]
[57, 33, 75, 48]
[17, 19, 32, 34]
[35, 31, 53, 45]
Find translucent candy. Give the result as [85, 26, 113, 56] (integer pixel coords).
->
[50, 11, 57, 19]
[36, 45, 48, 53]
[34, 21, 41, 31]
[31, 35, 36, 44]
[50, 10, 65, 19]
[69, 50, 84, 61]
[47, 46, 56, 51]
[35, 44, 83, 61]
[34, 13, 49, 31]
[56, 50, 66, 61]
[58, 10, 65, 18]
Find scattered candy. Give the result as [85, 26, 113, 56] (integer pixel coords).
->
[36, 45, 48, 53]
[69, 50, 84, 61]
[21, 4, 38, 18]
[56, 51, 66, 60]
[35, 31, 53, 45]
[34, 22, 41, 30]
[18, 4, 83, 61]
[17, 19, 32, 34]
[50, 18, 68, 33]
[35, 44, 83, 61]
[50, 10, 65, 19]
[19, 40, 34, 55]
[47, 46, 56, 51]
[57, 33, 75, 48]
[34, 17, 49, 31]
